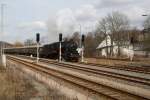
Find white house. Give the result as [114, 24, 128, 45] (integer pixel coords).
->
[96, 35, 118, 57]
[96, 35, 134, 61]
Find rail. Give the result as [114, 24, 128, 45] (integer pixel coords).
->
[7, 55, 150, 100]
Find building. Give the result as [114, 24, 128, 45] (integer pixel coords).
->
[96, 35, 118, 57]
[96, 35, 134, 60]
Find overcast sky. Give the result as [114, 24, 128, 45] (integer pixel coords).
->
[0, 0, 150, 43]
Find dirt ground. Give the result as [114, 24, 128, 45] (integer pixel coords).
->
[0, 66, 77, 100]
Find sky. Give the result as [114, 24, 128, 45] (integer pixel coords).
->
[0, 0, 150, 44]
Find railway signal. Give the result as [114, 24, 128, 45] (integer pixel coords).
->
[81, 34, 85, 45]
[36, 33, 40, 43]
[81, 34, 85, 62]
[36, 33, 40, 63]
[130, 37, 134, 45]
[59, 33, 62, 62]
[59, 33, 62, 42]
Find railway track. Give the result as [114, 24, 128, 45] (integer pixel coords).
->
[17, 55, 150, 74]
[7, 55, 150, 100]
[15, 55, 150, 86]
[78, 62, 150, 74]
[39, 59, 150, 86]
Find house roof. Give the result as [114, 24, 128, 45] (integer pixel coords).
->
[96, 35, 116, 49]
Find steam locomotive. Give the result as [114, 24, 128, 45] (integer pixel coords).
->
[4, 41, 80, 62]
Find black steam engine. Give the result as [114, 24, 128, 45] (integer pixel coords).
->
[4, 41, 80, 62]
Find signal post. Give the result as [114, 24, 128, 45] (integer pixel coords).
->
[81, 35, 85, 62]
[36, 33, 40, 63]
[59, 33, 62, 62]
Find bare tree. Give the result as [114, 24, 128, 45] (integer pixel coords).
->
[97, 18, 109, 57]
[14, 41, 23, 47]
[96, 11, 130, 57]
[107, 12, 129, 56]
[84, 32, 95, 57]
[94, 31, 105, 46]
[63, 37, 70, 42]
[24, 39, 36, 46]
[143, 16, 150, 57]
[143, 16, 150, 41]
[70, 32, 80, 45]
[63, 32, 80, 46]
[143, 15, 150, 29]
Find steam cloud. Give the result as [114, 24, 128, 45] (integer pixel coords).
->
[47, 5, 98, 43]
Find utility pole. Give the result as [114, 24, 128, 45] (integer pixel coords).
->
[1, 4, 6, 67]
[1, 4, 4, 34]
[1, 4, 5, 56]
[79, 24, 82, 48]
